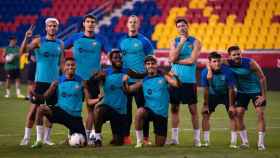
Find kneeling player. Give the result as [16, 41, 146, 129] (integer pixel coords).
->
[200, 52, 237, 148]
[32, 58, 88, 148]
[93, 49, 140, 147]
[132, 55, 181, 147]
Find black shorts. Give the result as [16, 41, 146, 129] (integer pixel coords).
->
[27, 62, 36, 82]
[144, 107, 168, 137]
[95, 104, 126, 136]
[169, 83, 197, 105]
[208, 94, 229, 112]
[31, 82, 57, 105]
[87, 76, 100, 99]
[5, 69, 20, 80]
[127, 82, 145, 108]
[236, 92, 266, 110]
[47, 106, 86, 138]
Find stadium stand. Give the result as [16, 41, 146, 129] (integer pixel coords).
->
[0, 0, 280, 50]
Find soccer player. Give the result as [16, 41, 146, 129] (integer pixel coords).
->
[3, 36, 25, 98]
[168, 17, 202, 146]
[118, 15, 154, 144]
[133, 55, 181, 148]
[200, 52, 237, 148]
[92, 49, 138, 147]
[19, 18, 63, 146]
[226, 46, 267, 150]
[64, 14, 110, 144]
[31, 57, 88, 148]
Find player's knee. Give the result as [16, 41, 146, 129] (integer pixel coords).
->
[136, 108, 145, 116]
[171, 105, 179, 113]
[202, 113, 210, 120]
[257, 110, 265, 119]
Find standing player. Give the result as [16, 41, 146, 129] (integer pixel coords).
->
[19, 18, 63, 146]
[200, 52, 238, 148]
[64, 14, 110, 144]
[168, 17, 202, 146]
[226, 46, 267, 150]
[3, 36, 25, 98]
[118, 15, 154, 144]
[32, 57, 88, 148]
[132, 55, 180, 148]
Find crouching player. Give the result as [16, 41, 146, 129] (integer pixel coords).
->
[131, 55, 181, 147]
[93, 49, 141, 147]
[200, 52, 238, 148]
[31, 57, 88, 148]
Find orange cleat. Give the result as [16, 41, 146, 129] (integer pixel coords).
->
[123, 136, 132, 145]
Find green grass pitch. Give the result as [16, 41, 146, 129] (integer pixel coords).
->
[0, 86, 279, 158]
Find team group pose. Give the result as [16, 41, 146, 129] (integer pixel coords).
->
[17, 15, 267, 151]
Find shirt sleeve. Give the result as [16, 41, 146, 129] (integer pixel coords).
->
[64, 33, 78, 49]
[200, 68, 209, 87]
[142, 36, 154, 56]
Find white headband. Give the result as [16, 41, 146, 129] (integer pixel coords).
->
[45, 18, 59, 25]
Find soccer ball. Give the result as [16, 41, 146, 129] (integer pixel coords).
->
[68, 133, 86, 147]
[5, 54, 15, 63]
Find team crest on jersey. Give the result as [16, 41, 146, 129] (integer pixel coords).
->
[147, 89, 152, 95]
[134, 43, 139, 47]
[75, 84, 81, 90]
[158, 79, 164, 84]
[92, 42, 97, 46]
[188, 44, 194, 49]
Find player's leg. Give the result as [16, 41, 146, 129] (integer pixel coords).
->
[110, 111, 126, 146]
[189, 103, 201, 147]
[68, 116, 87, 147]
[134, 107, 148, 148]
[135, 87, 150, 145]
[201, 111, 212, 147]
[123, 92, 133, 144]
[253, 94, 266, 150]
[93, 105, 110, 147]
[14, 69, 25, 98]
[226, 99, 238, 149]
[169, 86, 180, 145]
[85, 77, 100, 143]
[20, 104, 38, 145]
[236, 93, 250, 148]
[4, 70, 11, 98]
[32, 105, 52, 148]
[153, 113, 168, 147]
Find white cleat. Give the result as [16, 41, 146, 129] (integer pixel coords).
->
[165, 139, 179, 145]
[239, 143, 249, 149]
[43, 140, 55, 146]
[20, 138, 29, 146]
[258, 144, 266, 151]
[201, 141, 209, 147]
[229, 143, 238, 149]
[17, 93, 26, 99]
[4, 94, 10, 98]
[194, 139, 202, 147]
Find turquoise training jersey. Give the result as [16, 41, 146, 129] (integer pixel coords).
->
[34, 37, 63, 83]
[171, 36, 197, 83]
[56, 75, 84, 117]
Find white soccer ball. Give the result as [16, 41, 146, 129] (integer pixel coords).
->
[5, 54, 15, 63]
[69, 133, 86, 147]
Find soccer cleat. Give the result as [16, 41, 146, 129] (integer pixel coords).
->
[194, 139, 202, 147]
[143, 137, 152, 145]
[94, 139, 102, 148]
[165, 139, 179, 145]
[20, 138, 29, 146]
[258, 144, 266, 151]
[88, 135, 95, 146]
[31, 141, 43, 148]
[4, 94, 10, 98]
[123, 136, 132, 145]
[229, 143, 238, 149]
[239, 143, 249, 149]
[201, 141, 209, 147]
[134, 142, 143, 148]
[43, 140, 55, 146]
[17, 94, 26, 99]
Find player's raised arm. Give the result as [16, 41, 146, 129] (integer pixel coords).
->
[43, 81, 58, 99]
[176, 39, 202, 65]
[122, 74, 142, 93]
[250, 59, 267, 105]
[20, 25, 40, 55]
[169, 39, 183, 63]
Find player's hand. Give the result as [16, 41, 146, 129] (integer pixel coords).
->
[255, 95, 266, 107]
[201, 105, 209, 115]
[179, 36, 187, 44]
[25, 25, 35, 38]
[122, 74, 129, 82]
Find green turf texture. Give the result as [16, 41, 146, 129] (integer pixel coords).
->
[0, 86, 279, 158]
